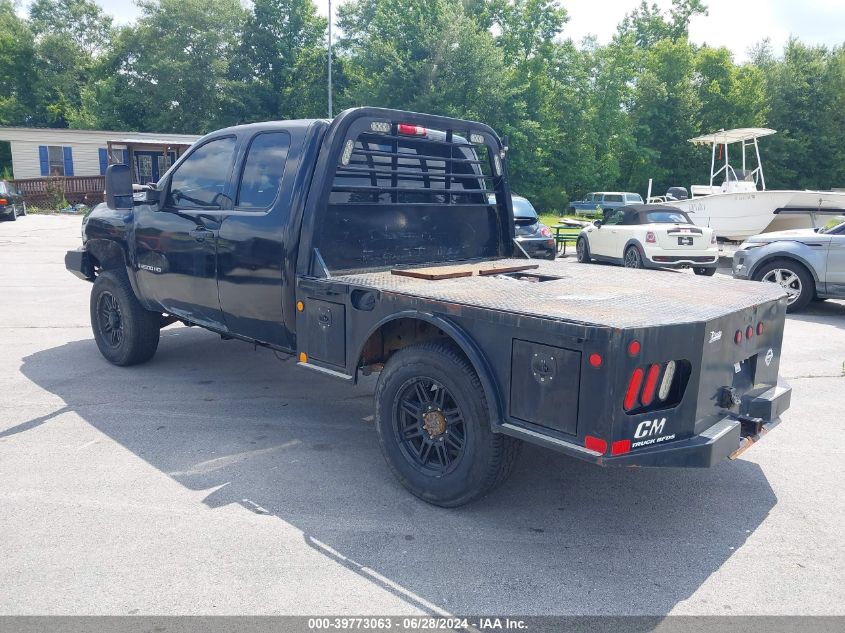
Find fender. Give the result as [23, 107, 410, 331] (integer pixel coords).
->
[353, 310, 505, 428]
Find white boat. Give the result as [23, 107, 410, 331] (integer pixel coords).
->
[650, 128, 845, 241]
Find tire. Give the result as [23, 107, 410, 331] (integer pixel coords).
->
[693, 266, 716, 276]
[20, 202, 26, 216]
[90, 269, 161, 365]
[576, 236, 591, 263]
[374, 341, 522, 507]
[624, 245, 643, 269]
[753, 258, 815, 313]
[9, 205, 17, 221]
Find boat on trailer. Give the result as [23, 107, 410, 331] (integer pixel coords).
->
[649, 128, 845, 241]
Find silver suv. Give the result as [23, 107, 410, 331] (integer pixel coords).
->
[732, 221, 845, 312]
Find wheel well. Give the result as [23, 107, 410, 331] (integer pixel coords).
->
[86, 240, 127, 273]
[358, 317, 470, 372]
[752, 255, 816, 283]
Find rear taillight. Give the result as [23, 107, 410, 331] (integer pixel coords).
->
[624, 368, 644, 410]
[641, 364, 661, 406]
[757, 322, 764, 336]
[611, 439, 631, 456]
[628, 340, 641, 356]
[589, 353, 603, 368]
[734, 330, 743, 344]
[646, 231, 656, 244]
[0, 198, 7, 205]
[398, 123, 426, 136]
[539, 226, 552, 238]
[624, 359, 689, 413]
[746, 326, 754, 340]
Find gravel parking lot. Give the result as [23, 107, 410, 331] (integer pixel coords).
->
[1, 215, 843, 616]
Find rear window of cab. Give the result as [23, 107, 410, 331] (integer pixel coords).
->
[645, 211, 691, 224]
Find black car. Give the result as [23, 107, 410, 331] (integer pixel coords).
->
[509, 194, 556, 259]
[0, 181, 26, 221]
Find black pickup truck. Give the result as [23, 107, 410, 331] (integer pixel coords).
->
[66, 107, 791, 506]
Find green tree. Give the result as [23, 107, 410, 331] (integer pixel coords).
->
[0, 1, 38, 126]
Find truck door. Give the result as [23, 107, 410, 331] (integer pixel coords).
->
[134, 135, 237, 330]
[217, 130, 294, 349]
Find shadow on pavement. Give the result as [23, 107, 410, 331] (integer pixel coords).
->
[19, 327, 778, 615]
[787, 299, 845, 330]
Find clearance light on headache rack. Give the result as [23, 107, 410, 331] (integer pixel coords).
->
[370, 121, 391, 133]
[470, 133, 485, 144]
[340, 139, 354, 165]
[493, 154, 502, 176]
[398, 123, 426, 136]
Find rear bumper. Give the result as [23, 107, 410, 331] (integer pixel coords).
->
[65, 248, 95, 281]
[643, 251, 719, 269]
[516, 236, 557, 259]
[603, 379, 791, 468]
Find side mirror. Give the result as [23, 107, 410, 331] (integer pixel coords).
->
[144, 187, 160, 205]
[105, 164, 133, 210]
[593, 219, 603, 228]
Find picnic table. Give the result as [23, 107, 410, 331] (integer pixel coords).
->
[552, 224, 583, 256]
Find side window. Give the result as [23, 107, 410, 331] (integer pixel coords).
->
[167, 136, 236, 209]
[604, 194, 623, 203]
[236, 132, 290, 209]
[604, 210, 625, 225]
[584, 193, 593, 202]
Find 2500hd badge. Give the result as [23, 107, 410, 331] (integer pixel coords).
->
[632, 417, 676, 448]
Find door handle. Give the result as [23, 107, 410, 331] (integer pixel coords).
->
[189, 227, 215, 242]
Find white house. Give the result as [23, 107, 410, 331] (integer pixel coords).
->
[0, 127, 201, 184]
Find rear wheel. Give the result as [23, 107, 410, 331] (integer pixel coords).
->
[90, 270, 161, 365]
[753, 258, 814, 313]
[20, 202, 26, 216]
[576, 237, 590, 263]
[9, 205, 17, 221]
[624, 245, 643, 269]
[693, 266, 716, 276]
[374, 341, 522, 507]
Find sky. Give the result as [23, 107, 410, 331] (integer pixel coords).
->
[40, 0, 845, 63]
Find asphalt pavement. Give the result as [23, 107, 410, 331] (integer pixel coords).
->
[1, 215, 843, 616]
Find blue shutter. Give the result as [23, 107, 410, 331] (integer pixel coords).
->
[98, 148, 108, 175]
[63, 146, 74, 176]
[38, 146, 49, 176]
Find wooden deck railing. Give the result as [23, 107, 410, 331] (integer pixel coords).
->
[12, 176, 105, 207]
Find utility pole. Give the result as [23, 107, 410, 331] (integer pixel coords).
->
[328, 0, 333, 119]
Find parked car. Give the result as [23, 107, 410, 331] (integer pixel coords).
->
[0, 181, 26, 221]
[65, 108, 790, 506]
[507, 194, 556, 260]
[576, 204, 719, 275]
[569, 191, 643, 215]
[732, 222, 845, 312]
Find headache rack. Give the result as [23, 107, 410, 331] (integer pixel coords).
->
[301, 107, 515, 274]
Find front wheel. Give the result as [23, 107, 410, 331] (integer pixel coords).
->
[576, 237, 590, 263]
[693, 266, 716, 276]
[624, 245, 643, 269]
[753, 259, 815, 313]
[374, 341, 522, 507]
[90, 270, 162, 365]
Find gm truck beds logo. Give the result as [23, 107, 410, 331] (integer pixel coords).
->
[634, 418, 666, 439]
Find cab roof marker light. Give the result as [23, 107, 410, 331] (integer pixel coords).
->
[340, 139, 354, 165]
[658, 360, 676, 401]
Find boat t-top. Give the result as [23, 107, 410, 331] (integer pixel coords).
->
[650, 127, 845, 241]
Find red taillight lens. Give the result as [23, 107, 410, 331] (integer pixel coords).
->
[398, 123, 426, 136]
[611, 439, 631, 456]
[646, 231, 656, 244]
[628, 340, 641, 356]
[641, 364, 661, 406]
[589, 353, 603, 367]
[757, 322, 764, 336]
[624, 368, 645, 411]
[734, 330, 743, 344]
[0, 198, 7, 205]
[585, 435, 607, 454]
[539, 225, 552, 237]
[746, 326, 754, 339]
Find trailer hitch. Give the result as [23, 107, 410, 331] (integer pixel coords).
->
[718, 407, 765, 437]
